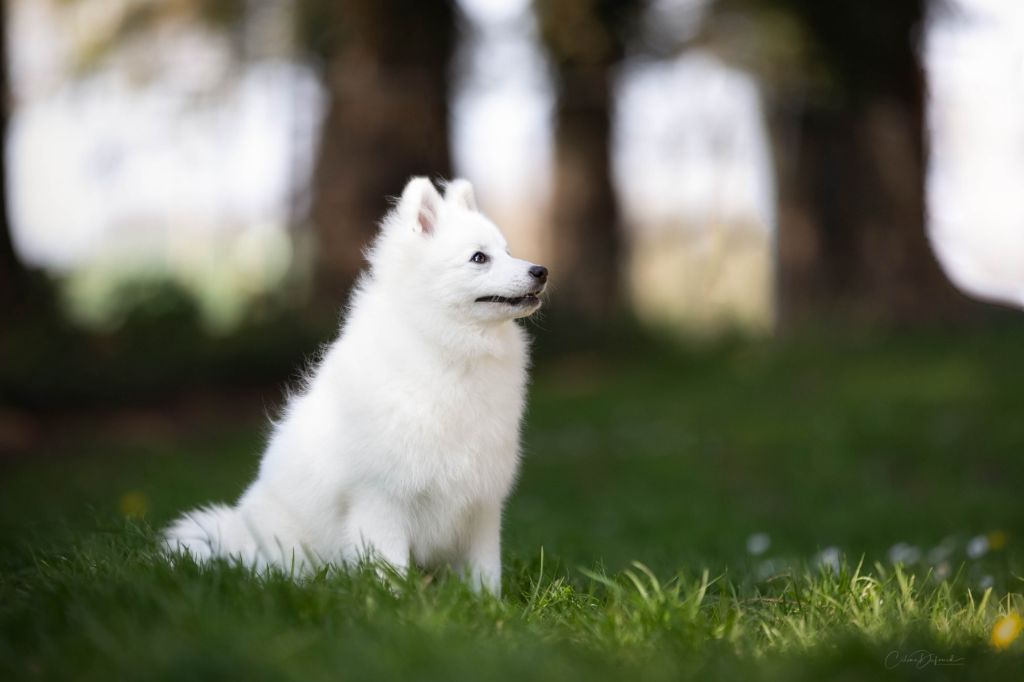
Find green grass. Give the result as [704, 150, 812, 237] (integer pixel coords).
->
[3, 325, 1024, 680]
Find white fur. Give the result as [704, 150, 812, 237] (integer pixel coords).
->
[164, 177, 546, 595]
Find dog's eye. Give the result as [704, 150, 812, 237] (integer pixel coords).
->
[470, 252, 489, 264]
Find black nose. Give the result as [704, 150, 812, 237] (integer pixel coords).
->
[529, 265, 548, 282]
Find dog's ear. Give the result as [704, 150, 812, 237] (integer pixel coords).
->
[400, 177, 443, 235]
[445, 178, 477, 212]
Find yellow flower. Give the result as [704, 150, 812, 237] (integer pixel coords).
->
[991, 613, 1022, 650]
[120, 491, 149, 519]
[987, 530, 1008, 551]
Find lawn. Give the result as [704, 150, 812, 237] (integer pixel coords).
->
[2, 324, 1024, 680]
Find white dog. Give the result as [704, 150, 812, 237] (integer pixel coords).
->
[164, 177, 547, 595]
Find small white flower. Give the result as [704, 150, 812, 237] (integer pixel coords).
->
[979, 575, 994, 589]
[887, 542, 921, 565]
[746, 533, 771, 556]
[967, 535, 989, 559]
[934, 561, 952, 580]
[815, 546, 841, 575]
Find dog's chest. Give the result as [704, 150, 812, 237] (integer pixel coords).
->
[356, 353, 526, 501]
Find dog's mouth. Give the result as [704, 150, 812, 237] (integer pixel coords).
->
[475, 292, 542, 306]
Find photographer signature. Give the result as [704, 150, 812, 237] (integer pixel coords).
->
[885, 649, 965, 669]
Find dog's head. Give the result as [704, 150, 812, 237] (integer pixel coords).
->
[373, 177, 548, 323]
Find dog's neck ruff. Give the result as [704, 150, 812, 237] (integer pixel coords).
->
[353, 282, 522, 362]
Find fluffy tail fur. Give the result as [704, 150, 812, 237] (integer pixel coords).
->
[163, 504, 251, 562]
[163, 504, 317, 573]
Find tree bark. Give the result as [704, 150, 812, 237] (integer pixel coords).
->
[769, 0, 972, 323]
[0, 0, 27, 314]
[778, 98, 967, 322]
[549, 67, 621, 320]
[534, 0, 640, 323]
[305, 1, 455, 304]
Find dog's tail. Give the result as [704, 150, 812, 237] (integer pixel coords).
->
[163, 504, 254, 564]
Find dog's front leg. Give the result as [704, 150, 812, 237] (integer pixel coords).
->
[346, 496, 410, 578]
[462, 502, 503, 596]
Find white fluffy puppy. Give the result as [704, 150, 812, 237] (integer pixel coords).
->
[164, 177, 547, 595]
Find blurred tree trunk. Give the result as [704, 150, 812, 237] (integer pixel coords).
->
[762, 0, 971, 322]
[0, 0, 28, 316]
[536, 0, 640, 322]
[781, 101, 962, 321]
[301, 1, 455, 306]
[549, 68, 620, 321]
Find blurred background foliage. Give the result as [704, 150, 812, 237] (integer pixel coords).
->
[0, 0, 1022, 420]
